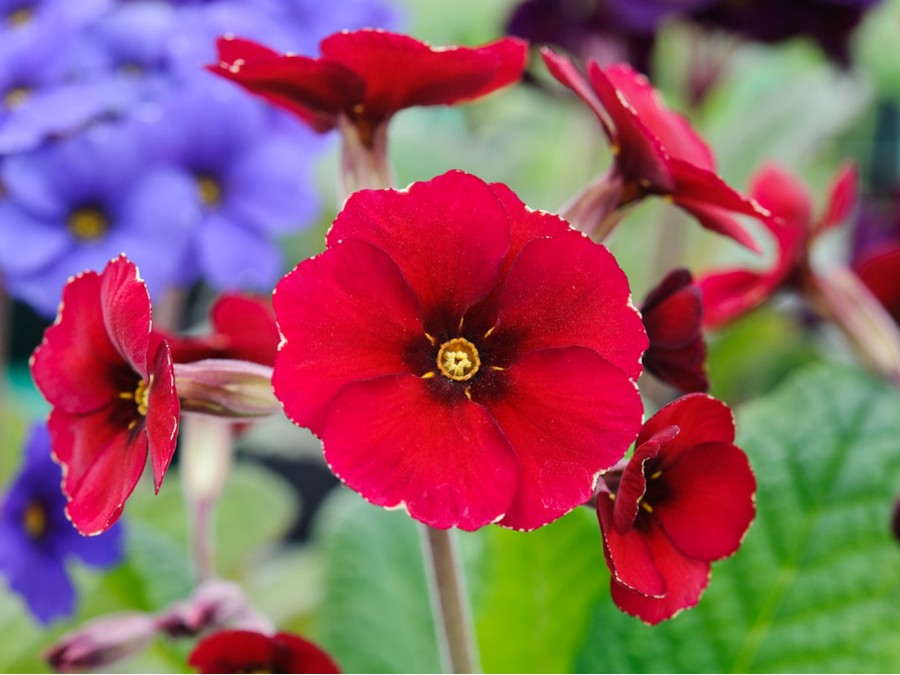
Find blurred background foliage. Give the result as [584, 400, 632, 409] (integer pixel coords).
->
[3, 0, 900, 671]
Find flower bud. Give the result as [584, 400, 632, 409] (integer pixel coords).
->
[46, 613, 156, 673]
[174, 359, 281, 418]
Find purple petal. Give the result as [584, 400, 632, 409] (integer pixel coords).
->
[197, 212, 282, 290]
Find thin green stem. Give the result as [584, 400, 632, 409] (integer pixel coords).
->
[420, 525, 480, 674]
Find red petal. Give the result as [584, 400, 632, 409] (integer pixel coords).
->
[273, 239, 424, 435]
[31, 270, 123, 413]
[320, 30, 527, 123]
[670, 161, 764, 253]
[211, 294, 279, 366]
[49, 409, 146, 535]
[818, 162, 858, 234]
[638, 394, 735, 466]
[189, 631, 341, 674]
[856, 245, 900, 324]
[326, 171, 511, 332]
[209, 36, 363, 133]
[587, 62, 674, 192]
[656, 441, 756, 561]
[642, 269, 702, 350]
[603, 64, 715, 170]
[643, 339, 709, 393]
[698, 268, 776, 328]
[320, 374, 518, 531]
[493, 230, 647, 380]
[146, 337, 178, 493]
[540, 48, 614, 142]
[100, 255, 152, 377]
[611, 439, 660, 534]
[609, 523, 711, 624]
[597, 495, 666, 597]
[749, 163, 813, 230]
[487, 347, 643, 531]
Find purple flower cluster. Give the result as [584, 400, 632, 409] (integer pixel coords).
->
[0, 423, 123, 624]
[0, 0, 401, 316]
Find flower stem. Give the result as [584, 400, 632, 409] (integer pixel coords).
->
[180, 414, 235, 582]
[420, 526, 480, 674]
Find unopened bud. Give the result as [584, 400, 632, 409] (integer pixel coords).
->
[174, 359, 280, 418]
[46, 613, 156, 673]
[157, 580, 274, 637]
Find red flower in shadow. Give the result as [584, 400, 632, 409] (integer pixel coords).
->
[596, 394, 755, 624]
[273, 170, 646, 531]
[543, 48, 768, 251]
[188, 630, 340, 674]
[698, 163, 857, 328]
[30, 255, 179, 535]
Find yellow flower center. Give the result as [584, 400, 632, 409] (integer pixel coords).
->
[23, 502, 46, 539]
[436, 337, 480, 382]
[197, 174, 222, 207]
[119, 378, 151, 426]
[2, 86, 30, 110]
[67, 207, 108, 242]
[7, 7, 32, 27]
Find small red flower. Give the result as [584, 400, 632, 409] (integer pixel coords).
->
[640, 269, 708, 393]
[30, 255, 179, 535]
[273, 170, 647, 531]
[855, 244, 900, 326]
[699, 162, 857, 328]
[542, 48, 766, 251]
[596, 394, 756, 624]
[209, 30, 528, 146]
[188, 630, 340, 674]
[162, 293, 279, 367]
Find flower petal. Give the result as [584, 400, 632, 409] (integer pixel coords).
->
[698, 268, 776, 328]
[326, 171, 511, 332]
[146, 336, 179, 493]
[493, 230, 646, 380]
[273, 239, 424, 435]
[597, 494, 666, 597]
[320, 30, 527, 122]
[637, 394, 735, 465]
[48, 408, 147, 535]
[609, 522, 711, 625]
[31, 270, 124, 413]
[486, 346, 643, 531]
[540, 48, 614, 142]
[819, 162, 858, 234]
[99, 255, 152, 377]
[656, 441, 756, 561]
[321, 374, 518, 531]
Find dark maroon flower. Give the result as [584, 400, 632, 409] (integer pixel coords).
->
[699, 162, 857, 328]
[640, 269, 708, 393]
[855, 244, 900, 326]
[30, 255, 179, 535]
[162, 293, 279, 367]
[542, 47, 767, 251]
[596, 394, 756, 624]
[273, 170, 647, 531]
[209, 30, 528, 147]
[188, 630, 340, 674]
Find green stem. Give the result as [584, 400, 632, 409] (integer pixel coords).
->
[420, 525, 480, 674]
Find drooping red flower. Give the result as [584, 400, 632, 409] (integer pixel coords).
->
[161, 293, 279, 367]
[596, 394, 755, 624]
[30, 255, 179, 535]
[855, 244, 900, 326]
[698, 162, 857, 328]
[209, 30, 528, 146]
[640, 269, 708, 393]
[273, 170, 647, 531]
[188, 630, 340, 674]
[542, 48, 766, 251]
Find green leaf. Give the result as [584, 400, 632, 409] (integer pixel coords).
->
[312, 490, 442, 674]
[575, 363, 900, 673]
[475, 507, 606, 674]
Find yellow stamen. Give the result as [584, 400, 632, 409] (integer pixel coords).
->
[68, 207, 108, 242]
[421, 371, 436, 379]
[7, 7, 31, 27]
[640, 501, 654, 514]
[134, 378, 151, 416]
[197, 174, 222, 207]
[436, 337, 480, 382]
[23, 502, 46, 538]
[649, 470, 663, 480]
[483, 325, 496, 339]
[3, 86, 29, 110]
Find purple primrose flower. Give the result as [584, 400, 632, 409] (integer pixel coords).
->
[0, 423, 124, 625]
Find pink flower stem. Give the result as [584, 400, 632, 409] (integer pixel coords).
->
[337, 114, 394, 198]
[559, 170, 625, 241]
[420, 526, 480, 674]
[805, 266, 900, 387]
[180, 414, 235, 582]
